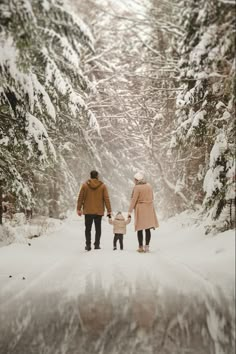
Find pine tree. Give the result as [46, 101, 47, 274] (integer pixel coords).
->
[169, 0, 235, 231]
[0, 0, 98, 216]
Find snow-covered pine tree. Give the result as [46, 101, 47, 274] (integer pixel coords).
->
[169, 0, 235, 231]
[0, 0, 99, 217]
[203, 130, 235, 233]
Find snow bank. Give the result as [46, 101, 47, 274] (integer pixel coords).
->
[158, 211, 235, 292]
[0, 215, 63, 247]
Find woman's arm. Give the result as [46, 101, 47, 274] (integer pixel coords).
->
[128, 186, 140, 213]
[125, 218, 131, 225]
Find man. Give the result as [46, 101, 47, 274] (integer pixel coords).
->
[77, 170, 112, 251]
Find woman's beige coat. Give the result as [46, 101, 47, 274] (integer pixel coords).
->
[109, 214, 130, 234]
[128, 182, 159, 231]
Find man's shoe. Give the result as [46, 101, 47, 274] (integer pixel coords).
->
[113, 247, 117, 250]
[94, 246, 101, 250]
[85, 246, 91, 251]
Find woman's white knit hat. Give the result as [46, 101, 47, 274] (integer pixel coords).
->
[134, 172, 144, 181]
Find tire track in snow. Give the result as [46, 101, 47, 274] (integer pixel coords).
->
[0, 251, 79, 308]
[158, 250, 226, 298]
[156, 250, 235, 353]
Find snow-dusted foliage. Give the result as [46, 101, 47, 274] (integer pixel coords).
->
[73, 0, 234, 230]
[203, 131, 235, 233]
[0, 0, 96, 214]
[169, 0, 235, 232]
[77, 0, 184, 213]
[74, 0, 151, 210]
[2, 0, 233, 230]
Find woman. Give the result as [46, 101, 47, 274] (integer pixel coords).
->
[128, 172, 159, 252]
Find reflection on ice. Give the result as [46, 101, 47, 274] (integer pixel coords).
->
[0, 276, 235, 354]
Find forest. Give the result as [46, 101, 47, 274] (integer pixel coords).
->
[0, 2, 235, 354]
[0, 0, 235, 233]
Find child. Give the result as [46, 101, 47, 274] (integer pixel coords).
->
[108, 212, 131, 250]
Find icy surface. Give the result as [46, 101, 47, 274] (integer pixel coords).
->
[0, 212, 235, 353]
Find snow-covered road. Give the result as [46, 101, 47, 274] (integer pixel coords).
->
[0, 213, 235, 354]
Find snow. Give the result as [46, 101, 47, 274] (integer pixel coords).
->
[190, 25, 217, 65]
[196, 71, 208, 80]
[169, 135, 177, 149]
[0, 212, 234, 352]
[222, 110, 231, 120]
[225, 159, 236, 199]
[184, 90, 193, 104]
[0, 211, 234, 296]
[0, 136, 9, 146]
[216, 101, 226, 110]
[192, 110, 206, 127]
[32, 73, 56, 120]
[60, 36, 80, 68]
[42, 0, 50, 11]
[62, 2, 95, 48]
[219, 0, 235, 4]
[43, 48, 68, 95]
[0, 216, 63, 246]
[88, 111, 101, 135]
[0, 38, 56, 121]
[26, 112, 56, 159]
[20, 0, 35, 21]
[209, 132, 228, 168]
[203, 166, 223, 198]
[159, 213, 235, 289]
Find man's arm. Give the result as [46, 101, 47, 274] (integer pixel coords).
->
[103, 185, 112, 214]
[77, 185, 85, 214]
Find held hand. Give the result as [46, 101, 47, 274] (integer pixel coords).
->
[107, 213, 112, 218]
[77, 210, 83, 216]
[128, 213, 131, 218]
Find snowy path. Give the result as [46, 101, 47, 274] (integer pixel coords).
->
[0, 214, 235, 354]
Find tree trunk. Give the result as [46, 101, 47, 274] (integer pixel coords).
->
[48, 168, 59, 218]
[0, 183, 3, 225]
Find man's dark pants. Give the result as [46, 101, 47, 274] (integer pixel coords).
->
[85, 214, 102, 248]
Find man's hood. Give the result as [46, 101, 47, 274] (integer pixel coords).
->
[86, 179, 103, 189]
